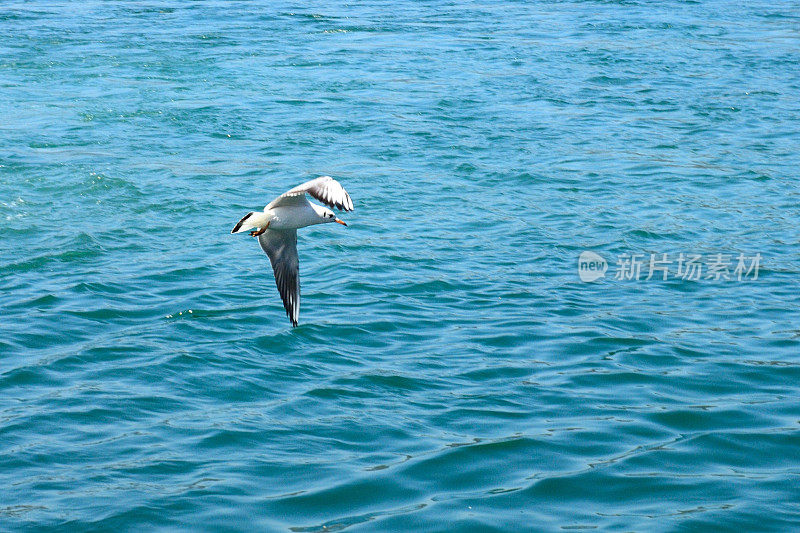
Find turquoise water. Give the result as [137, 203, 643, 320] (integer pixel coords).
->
[2, 1, 800, 530]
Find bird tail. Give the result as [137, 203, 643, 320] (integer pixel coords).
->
[231, 212, 256, 234]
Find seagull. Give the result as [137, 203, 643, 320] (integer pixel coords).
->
[231, 176, 354, 327]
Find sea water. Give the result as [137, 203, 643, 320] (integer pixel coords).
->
[1, 1, 799, 531]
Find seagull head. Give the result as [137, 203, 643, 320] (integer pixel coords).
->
[316, 206, 347, 226]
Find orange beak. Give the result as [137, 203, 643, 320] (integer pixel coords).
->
[334, 218, 347, 226]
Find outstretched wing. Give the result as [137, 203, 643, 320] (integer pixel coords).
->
[267, 176, 354, 212]
[258, 229, 300, 327]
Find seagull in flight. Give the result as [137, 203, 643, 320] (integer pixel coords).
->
[231, 176, 354, 327]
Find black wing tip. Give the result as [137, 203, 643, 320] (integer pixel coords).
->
[231, 212, 254, 234]
[279, 288, 299, 328]
[333, 197, 354, 212]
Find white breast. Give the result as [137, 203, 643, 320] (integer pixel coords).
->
[267, 204, 321, 230]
